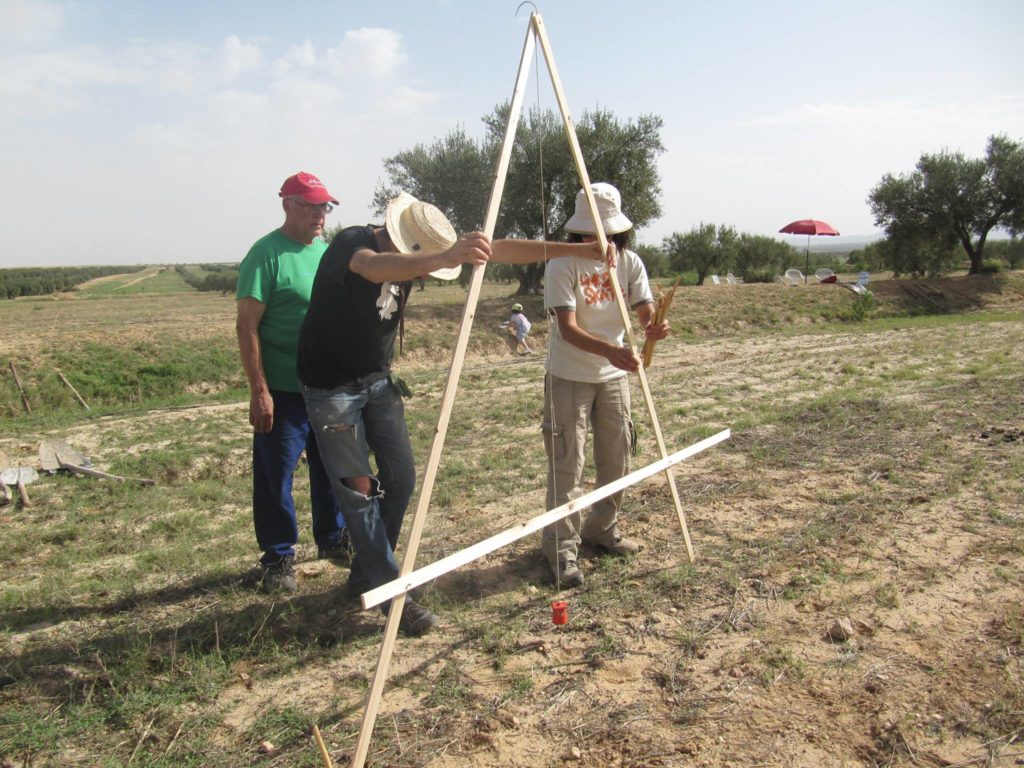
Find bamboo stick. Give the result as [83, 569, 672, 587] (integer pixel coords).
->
[313, 725, 333, 768]
[8, 362, 31, 414]
[56, 369, 91, 410]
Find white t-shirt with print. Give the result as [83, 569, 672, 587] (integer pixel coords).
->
[544, 249, 653, 384]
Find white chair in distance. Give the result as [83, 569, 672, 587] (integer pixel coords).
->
[783, 268, 804, 286]
[815, 268, 836, 283]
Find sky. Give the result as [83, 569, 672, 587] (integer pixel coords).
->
[1, 0, 1022, 268]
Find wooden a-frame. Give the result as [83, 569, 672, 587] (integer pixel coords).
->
[346, 12, 727, 767]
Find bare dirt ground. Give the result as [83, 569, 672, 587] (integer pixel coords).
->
[1, 274, 1022, 767]
[246, 316, 1023, 768]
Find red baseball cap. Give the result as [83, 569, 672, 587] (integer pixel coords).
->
[279, 172, 338, 205]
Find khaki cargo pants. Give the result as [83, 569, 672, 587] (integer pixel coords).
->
[541, 374, 632, 566]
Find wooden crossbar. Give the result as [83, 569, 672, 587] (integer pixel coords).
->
[361, 429, 730, 610]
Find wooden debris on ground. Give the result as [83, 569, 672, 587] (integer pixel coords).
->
[0, 466, 37, 507]
[38, 438, 156, 486]
[56, 369, 91, 410]
[0, 449, 11, 506]
[8, 361, 31, 414]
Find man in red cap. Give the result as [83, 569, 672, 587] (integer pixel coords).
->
[236, 172, 349, 593]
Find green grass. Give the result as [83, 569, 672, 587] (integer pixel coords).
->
[0, 273, 1022, 766]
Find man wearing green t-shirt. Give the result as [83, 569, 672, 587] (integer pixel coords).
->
[236, 172, 348, 593]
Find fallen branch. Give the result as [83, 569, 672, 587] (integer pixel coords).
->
[61, 461, 156, 486]
[9, 362, 31, 414]
[56, 369, 91, 410]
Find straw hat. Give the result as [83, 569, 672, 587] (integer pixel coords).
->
[563, 182, 633, 235]
[385, 192, 461, 281]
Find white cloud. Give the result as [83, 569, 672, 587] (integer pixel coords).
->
[218, 35, 262, 81]
[0, 46, 144, 94]
[0, 0, 64, 44]
[0, 45, 146, 119]
[271, 39, 316, 77]
[324, 28, 406, 82]
[369, 83, 442, 117]
[122, 41, 205, 93]
[747, 98, 1024, 150]
[0, 22, 454, 265]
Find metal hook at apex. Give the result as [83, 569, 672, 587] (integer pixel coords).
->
[515, 1, 538, 17]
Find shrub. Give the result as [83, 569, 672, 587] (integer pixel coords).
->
[743, 269, 777, 284]
[845, 292, 875, 322]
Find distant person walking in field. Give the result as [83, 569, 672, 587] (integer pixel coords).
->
[297, 192, 609, 636]
[236, 172, 349, 594]
[541, 182, 669, 588]
[500, 302, 534, 355]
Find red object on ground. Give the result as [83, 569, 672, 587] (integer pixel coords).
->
[821, 274, 838, 283]
[551, 600, 569, 625]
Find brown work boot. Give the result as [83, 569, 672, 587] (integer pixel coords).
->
[588, 535, 642, 556]
[550, 559, 585, 588]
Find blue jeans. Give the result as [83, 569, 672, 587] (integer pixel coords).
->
[253, 390, 346, 565]
[302, 377, 416, 591]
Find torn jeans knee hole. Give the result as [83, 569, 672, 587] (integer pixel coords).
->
[322, 422, 354, 433]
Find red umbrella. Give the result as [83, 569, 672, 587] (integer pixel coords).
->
[779, 219, 840, 283]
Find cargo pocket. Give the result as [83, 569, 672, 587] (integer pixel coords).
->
[626, 415, 638, 457]
[541, 420, 567, 461]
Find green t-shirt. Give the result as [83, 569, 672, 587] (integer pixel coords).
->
[236, 230, 328, 393]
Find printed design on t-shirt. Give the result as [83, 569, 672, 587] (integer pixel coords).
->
[580, 271, 614, 306]
[377, 282, 402, 320]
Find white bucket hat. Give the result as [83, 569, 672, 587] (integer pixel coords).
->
[385, 192, 461, 281]
[563, 182, 633, 235]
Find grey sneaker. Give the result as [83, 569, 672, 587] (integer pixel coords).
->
[588, 535, 642, 556]
[318, 528, 353, 565]
[398, 598, 438, 637]
[551, 559, 585, 588]
[260, 555, 297, 594]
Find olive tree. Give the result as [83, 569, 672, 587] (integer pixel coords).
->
[868, 134, 1024, 274]
[374, 105, 665, 294]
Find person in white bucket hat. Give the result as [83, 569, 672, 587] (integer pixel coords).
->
[295, 192, 610, 636]
[540, 182, 670, 588]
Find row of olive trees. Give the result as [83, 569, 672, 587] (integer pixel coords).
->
[0, 265, 145, 300]
[174, 264, 238, 294]
[378, 102, 1023, 287]
[868, 134, 1024, 276]
[658, 225, 799, 285]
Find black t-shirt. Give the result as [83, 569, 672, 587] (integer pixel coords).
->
[297, 226, 410, 389]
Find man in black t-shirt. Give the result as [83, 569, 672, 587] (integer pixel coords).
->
[298, 192, 609, 636]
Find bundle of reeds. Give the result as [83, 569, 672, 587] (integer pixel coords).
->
[640, 277, 679, 369]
